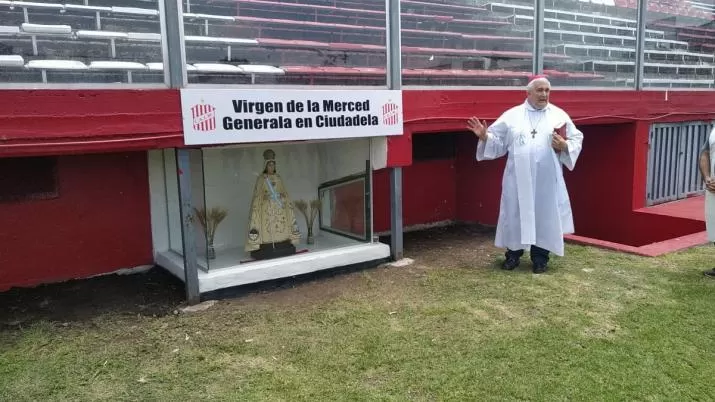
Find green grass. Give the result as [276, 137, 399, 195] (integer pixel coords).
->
[1, 238, 714, 401]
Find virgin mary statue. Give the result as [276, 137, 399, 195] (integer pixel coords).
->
[244, 149, 302, 260]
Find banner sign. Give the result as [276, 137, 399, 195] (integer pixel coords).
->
[179, 88, 404, 145]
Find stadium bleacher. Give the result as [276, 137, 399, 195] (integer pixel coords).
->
[0, 0, 711, 87]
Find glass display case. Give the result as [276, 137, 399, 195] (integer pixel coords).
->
[157, 137, 382, 278]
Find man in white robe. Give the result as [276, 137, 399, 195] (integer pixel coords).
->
[698, 125, 715, 278]
[467, 75, 584, 273]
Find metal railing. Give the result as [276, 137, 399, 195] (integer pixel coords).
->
[646, 120, 715, 205]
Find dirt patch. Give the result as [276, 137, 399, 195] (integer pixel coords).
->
[0, 268, 185, 329]
[0, 224, 500, 329]
[402, 224, 499, 268]
[223, 224, 500, 307]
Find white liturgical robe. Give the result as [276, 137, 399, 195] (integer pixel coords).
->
[476, 100, 584, 256]
[704, 126, 715, 241]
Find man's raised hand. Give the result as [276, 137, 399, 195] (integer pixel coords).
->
[467, 117, 488, 140]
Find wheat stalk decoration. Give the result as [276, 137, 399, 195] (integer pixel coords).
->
[294, 199, 321, 242]
[294, 199, 309, 224]
[309, 199, 321, 227]
[193, 206, 229, 244]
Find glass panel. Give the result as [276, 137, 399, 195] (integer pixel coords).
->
[645, 0, 714, 90]
[400, 0, 535, 87]
[163, 149, 183, 255]
[0, 0, 165, 85]
[319, 174, 367, 241]
[317, 137, 372, 241]
[164, 148, 208, 269]
[197, 139, 371, 271]
[181, 0, 387, 86]
[542, 0, 638, 87]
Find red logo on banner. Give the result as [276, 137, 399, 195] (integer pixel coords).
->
[381, 101, 400, 126]
[191, 103, 216, 132]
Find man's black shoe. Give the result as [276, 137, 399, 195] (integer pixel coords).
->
[532, 262, 548, 274]
[704, 268, 715, 278]
[502, 258, 519, 270]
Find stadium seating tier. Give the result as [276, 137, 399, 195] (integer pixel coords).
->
[0, 0, 711, 88]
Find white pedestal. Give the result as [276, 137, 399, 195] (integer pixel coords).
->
[156, 233, 390, 293]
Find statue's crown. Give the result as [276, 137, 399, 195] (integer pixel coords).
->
[263, 149, 275, 160]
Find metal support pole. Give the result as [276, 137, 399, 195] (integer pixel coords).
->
[389, 167, 403, 260]
[176, 149, 201, 305]
[386, 0, 401, 90]
[161, 0, 196, 303]
[634, 0, 647, 90]
[386, 0, 403, 261]
[159, 0, 187, 88]
[532, 0, 544, 74]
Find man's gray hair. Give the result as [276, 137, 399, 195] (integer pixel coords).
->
[526, 77, 551, 91]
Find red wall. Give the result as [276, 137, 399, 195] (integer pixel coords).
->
[383, 121, 706, 247]
[0, 152, 153, 291]
[373, 158, 457, 232]
[454, 133, 505, 225]
[627, 213, 704, 246]
[1, 89, 714, 161]
[560, 122, 704, 246]
[386, 89, 715, 167]
[563, 123, 638, 244]
[1, 88, 715, 290]
[382, 89, 715, 247]
[0, 90, 182, 157]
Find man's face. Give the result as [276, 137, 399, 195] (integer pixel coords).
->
[527, 81, 550, 109]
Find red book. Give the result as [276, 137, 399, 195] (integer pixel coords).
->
[554, 122, 567, 139]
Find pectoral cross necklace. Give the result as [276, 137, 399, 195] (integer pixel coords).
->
[527, 110, 545, 139]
